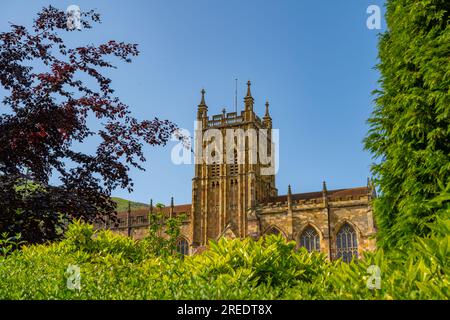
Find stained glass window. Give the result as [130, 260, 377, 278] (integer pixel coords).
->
[336, 223, 358, 262]
[300, 226, 320, 252]
[176, 238, 189, 256]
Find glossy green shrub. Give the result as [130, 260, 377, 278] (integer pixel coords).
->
[0, 219, 448, 300]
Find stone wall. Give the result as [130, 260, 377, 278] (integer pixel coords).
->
[250, 193, 376, 259]
[105, 188, 376, 260]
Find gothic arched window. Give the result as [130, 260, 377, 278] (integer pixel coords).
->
[336, 223, 358, 262]
[265, 226, 282, 236]
[299, 226, 320, 252]
[176, 238, 189, 257]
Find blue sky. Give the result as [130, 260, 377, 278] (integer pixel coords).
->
[0, 0, 386, 205]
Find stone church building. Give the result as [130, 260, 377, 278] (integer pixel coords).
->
[105, 81, 377, 262]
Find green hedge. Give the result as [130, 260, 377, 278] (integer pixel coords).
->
[0, 218, 448, 300]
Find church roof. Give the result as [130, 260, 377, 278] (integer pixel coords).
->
[262, 186, 369, 204]
[116, 203, 191, 218]
[115, 186, 369, 218]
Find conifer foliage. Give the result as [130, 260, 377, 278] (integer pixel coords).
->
[365, 0, 450, 249]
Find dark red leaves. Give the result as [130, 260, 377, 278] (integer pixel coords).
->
[0, 6, 178, 244]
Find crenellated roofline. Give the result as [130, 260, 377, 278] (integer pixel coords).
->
[197, 80, 272, 129]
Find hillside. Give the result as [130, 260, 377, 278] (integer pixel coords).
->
[111, 197, 149, 212]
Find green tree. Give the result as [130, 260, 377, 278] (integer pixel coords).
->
[0, 6, 178, 244]
[142, 203, 186, 257]
[365, 0, 450, 250]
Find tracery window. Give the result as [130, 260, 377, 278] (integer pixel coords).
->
[299, 226, 320, 252]
[336, 223, 358, 262]
[176, 238, 189, 256]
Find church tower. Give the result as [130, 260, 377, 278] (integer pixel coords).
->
[191, 81, 277, 248]
[104, 81, 376, 260]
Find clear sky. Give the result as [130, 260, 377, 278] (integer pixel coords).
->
[1, 0, 386, 205]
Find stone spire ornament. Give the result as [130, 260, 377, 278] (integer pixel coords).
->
[246, 80, 252, 97]
[197, 88, 208, 120]
[263, 100, 272, 128]
[244, 80, 254, 112]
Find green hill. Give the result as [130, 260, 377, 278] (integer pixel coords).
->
[111, 197, 149, 212]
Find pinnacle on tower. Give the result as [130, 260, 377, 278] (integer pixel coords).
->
[263, 100, 272, 128]
[264, 101, 270, 117]
[200, 88, 206, 105]
[244, 80, 254, 112]
[197, 88, 208, 120]
[246, 80, 252, 97]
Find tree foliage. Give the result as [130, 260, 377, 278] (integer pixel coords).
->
[365, 0, 450, 249]
[0, 6, 178, 243]
[141, 203, 187, 258]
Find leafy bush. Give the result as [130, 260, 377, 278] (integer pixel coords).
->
[0, 232, 25, 256]
[0, 218, 448, 300]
